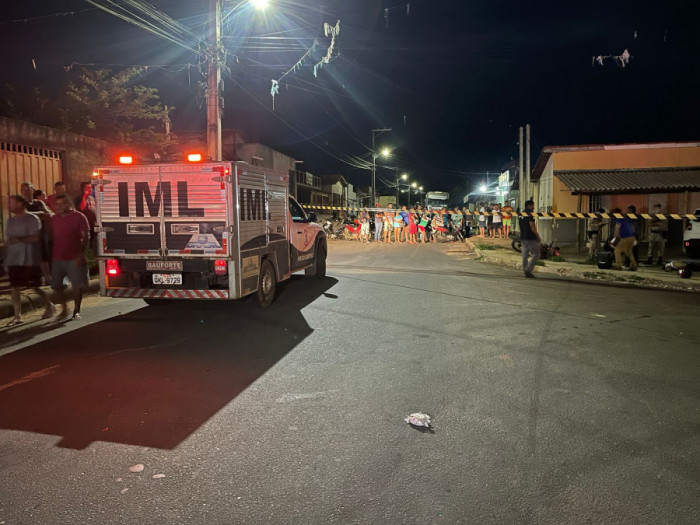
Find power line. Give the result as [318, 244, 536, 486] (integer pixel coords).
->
[0, 7, 98, 25]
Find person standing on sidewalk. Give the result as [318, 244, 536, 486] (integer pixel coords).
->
[20, 181, 53, 284]
[74, 181, 97, 254]
[4, 195, 55, 326]
[478, 203, 486, 237]
[645, 203, 668, 266]
[610, 207, 637, 271]
[50, 195, 90, 321]
[374, 204, 383, 242]
[586, 208, 608, 260]
[501, 203, 513, 238]
[519, 200, 541, 278]
[491, 204, 503, 238]
[626, 205, 641, 267]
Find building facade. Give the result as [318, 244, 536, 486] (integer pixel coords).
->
[530, 141, 700, 248]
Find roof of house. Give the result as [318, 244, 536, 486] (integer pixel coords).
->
[321, 174, 348, 186]
[555, 166, 700, 194]
[530, 140, 700, 181]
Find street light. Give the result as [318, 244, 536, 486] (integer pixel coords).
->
[371, 128, 392, 204]
[250, 0, 270, 9]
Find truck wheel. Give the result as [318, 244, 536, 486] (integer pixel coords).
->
[316, 245, 327, 278]
[257, 259, 277, 308]
[305, 244, 327, 278]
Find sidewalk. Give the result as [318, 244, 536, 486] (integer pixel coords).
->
[461, 235, 700, 293]
[0, 276, 101, 321]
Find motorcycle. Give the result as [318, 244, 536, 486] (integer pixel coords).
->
[323, 218, 346, 239]
[510, 232, 560, 259]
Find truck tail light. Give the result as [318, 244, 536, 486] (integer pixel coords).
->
[686, 241, 691, 247]
[106, 259, 120, 276]
[214, 260, 227, 275]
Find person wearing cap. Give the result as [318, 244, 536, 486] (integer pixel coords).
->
[645, 203, 668, 265]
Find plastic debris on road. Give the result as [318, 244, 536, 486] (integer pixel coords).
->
[129, 464, 144, 473]
[152, 474, 166, 479]
[405, 412, 432, 428]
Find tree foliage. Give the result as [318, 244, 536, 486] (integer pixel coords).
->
[65, 67, 171, 145]
[1, 68, 173, 150]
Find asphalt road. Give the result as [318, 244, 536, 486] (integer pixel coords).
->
[1, 241, 699, 524]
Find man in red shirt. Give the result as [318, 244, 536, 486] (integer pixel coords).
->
[46, 181, 67, 213]
[50, 194, 90, 321]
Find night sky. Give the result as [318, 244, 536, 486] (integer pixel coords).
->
[2, 0, 699, 193]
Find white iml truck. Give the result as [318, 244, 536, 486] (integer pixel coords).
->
[93, 157, 326, 307]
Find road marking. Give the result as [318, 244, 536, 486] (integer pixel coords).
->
[0, 364, 60, 392]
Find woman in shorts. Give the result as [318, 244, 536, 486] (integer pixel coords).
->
[392, 212, 404, 243]
[359, 208, 370, 243]
[383, 209, 393, 243]
[408, 208, 418, 244]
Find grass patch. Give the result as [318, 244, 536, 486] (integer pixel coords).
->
[550, 255, 566, 262]
[475, 242, 496, 250]
[535, 260, 545, 266]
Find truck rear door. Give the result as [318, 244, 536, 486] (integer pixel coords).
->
[96, 163, 231, 258]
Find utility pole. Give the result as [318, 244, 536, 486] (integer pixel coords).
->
[525, 124, 531, 204]
[518, 126, 524, 210]
[371, 127, 391, 205]
[207, 0, 222, 161]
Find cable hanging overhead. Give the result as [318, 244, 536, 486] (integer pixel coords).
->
[270, 20, 340, 110]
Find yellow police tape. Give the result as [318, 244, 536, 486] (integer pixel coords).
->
[300, 205, 697, 220]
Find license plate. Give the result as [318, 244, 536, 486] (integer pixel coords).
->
[153, 273, 182, 285]
[147, 260, 183, 271]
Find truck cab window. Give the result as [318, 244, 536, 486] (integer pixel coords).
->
[288, 198, 306, 222]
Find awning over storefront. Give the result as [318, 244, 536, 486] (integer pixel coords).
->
[556, 167, 700, 194]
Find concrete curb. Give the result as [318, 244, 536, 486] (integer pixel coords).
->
[462, 238, 700, 293]
[0, 278, 101, 320]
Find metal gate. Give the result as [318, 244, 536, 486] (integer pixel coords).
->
[0, 141, 63, 241]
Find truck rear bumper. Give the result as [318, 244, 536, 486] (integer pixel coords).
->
[106, 288, 230, 299]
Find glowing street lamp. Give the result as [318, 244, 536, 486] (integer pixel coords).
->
[479, 185, 487, 193]
[250, 0, 270, 9]
[381, 147, 390, 158]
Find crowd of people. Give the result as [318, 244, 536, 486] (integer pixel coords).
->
[336, 199, 671, 278]
[342, 204, 471, 244]
[341, 202, 520, 244]
[3, 180, 95, 326]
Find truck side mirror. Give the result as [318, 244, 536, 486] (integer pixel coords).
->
[307, 212, 317, 223]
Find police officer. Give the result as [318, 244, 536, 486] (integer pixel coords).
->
[646, 203, 668, 265]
